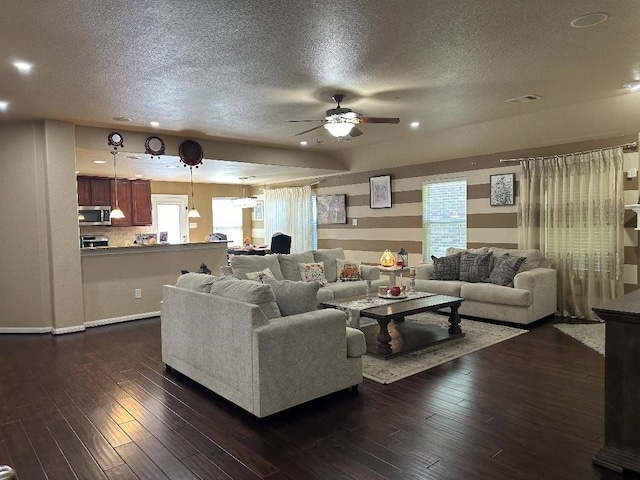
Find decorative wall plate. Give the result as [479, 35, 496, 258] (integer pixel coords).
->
[108, 132, 124, 150]
[145, 136, 165, 157]
[178, 140, 203, 167]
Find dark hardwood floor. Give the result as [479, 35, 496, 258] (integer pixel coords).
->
[0, 317, 638, 480]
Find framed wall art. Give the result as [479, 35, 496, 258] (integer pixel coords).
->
[369, 174, 392, 209]
[490, 173, 515, 206]
[252, 200, 264, 221]
[316, 194, 347, 224]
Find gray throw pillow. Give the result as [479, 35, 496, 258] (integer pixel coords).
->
[210, 277, 281, 319]
[176, 272, 219, 293]
[488, 254, 527, 287]
[263, 276, 320, 316]
[459, 251, 493, 283]
[430, 253, 461, 280]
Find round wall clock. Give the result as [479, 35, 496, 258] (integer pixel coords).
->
[108, 132, 124, 150]
[178, 140, 203, 167]
[145, 136, 165, 157]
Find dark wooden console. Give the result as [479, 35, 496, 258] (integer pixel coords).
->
[592, 289, 640, 474]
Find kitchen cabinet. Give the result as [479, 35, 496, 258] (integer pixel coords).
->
[77, 176, 111, 206]
[108, 178, 152, 227]
[131, 180, 152, 225]
[110, 179, 132, 226]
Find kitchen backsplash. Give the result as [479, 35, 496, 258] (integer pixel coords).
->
[80, 225, 153, 246]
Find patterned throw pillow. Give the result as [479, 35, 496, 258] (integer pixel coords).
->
[298, 262, 327, 285]
[459, 251, 493, 283]
[245, 267, 276, 283]
[336, 259, 361, 281]
[488, 254, 527, 287]
[430, 253, 461, 280]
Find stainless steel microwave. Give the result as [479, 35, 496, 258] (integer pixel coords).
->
[78, 206, 111, 226]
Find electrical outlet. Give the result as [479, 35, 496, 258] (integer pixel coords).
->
[352, 218, 358, 226]
[134, 288, 142, 299]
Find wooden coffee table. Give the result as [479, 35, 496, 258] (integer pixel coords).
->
[322, 294, 464, 359]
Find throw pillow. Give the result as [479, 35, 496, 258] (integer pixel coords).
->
[298, 261, 327, 285]
[209, 277, 281, 319]
[313, 248, 345, 283]
[176, 272, 218, 293]
[459, 251, 493, 283]
[245, 267, 275, 283]
[488, 254, 527, 287]
[336, 259, 361, 281]
[263, 277, 320, 316]
[430, 253, 461, 280]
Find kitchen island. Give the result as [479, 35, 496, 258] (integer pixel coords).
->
[81, 241, 227, 325]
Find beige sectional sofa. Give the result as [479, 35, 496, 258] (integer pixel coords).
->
[415, 247, 557, 325]
[222, 248, 388, 302]
[161, 273, 366, 418]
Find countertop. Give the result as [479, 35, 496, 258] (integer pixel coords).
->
[80, 240, 228, 256]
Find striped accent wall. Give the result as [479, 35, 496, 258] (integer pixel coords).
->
[308, 134, 640, 292]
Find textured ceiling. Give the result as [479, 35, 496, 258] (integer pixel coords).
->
[3, 1, 640, 182]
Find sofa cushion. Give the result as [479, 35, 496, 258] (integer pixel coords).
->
[245, 267, 276, 282]
[430, 253, 461, 280]
[446, 246, 490, 256]
[459, 251, 493, 283]
[298, 262, 327, 285]
[488, 247, 541, 272]
[414, 279, 464, 297]
[210, 277, 281, 319]
[230, 255, 284, 280]
[488, 254, 527, 287]
[176, 272, 219, 293]
[346, 327, 366, 358]
[263, 277, 320, 316]
[322, 280, 368, 299]
[460, 282, 532, 307]
[313, 248, 345, 283]
[336, 259, 361, 281]
[278, 252, 315, 281]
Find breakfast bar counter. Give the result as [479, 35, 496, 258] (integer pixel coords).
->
[81, 241, 227, 325]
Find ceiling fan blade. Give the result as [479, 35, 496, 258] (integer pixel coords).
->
[295, 124, 325, 136]
[349, 127, 363, 137]
[357, 117, 400, 124]
[287, 119, 325, 123]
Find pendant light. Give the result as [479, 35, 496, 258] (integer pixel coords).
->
[110, 151, 125, 219]
[232, 176, 258, 208]
[187, 166, 200, 218]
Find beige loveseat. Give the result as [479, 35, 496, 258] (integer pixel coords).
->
[222, 248, 388, 302]
[414, 247, 557, 325]
[161, 274, 365, 418]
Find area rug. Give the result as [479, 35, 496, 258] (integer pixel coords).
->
[361, 313, 528, 384]
[553, 323, 605, 355]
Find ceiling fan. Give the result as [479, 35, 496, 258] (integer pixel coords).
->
[289, 94, 400, 138]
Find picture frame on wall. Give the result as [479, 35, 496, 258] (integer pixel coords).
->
[490, 173, 515, 206]
[369, 174, 392, 209]
[316, 194, 347, 224]
[252, 200, 264, 221]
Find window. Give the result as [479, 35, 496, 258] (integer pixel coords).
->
[211, 198, 244, 245]
[312, 193, 318, 250]
[422, 178, 467, 260]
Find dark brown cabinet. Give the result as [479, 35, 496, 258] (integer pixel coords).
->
[110, 179, 132, 227]
[131, 180, 152, 225]
[77, 176, 111, 206]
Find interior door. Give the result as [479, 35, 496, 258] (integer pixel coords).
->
[151, 194, 189, 243]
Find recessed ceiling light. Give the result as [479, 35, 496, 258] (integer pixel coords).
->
[93, 160, 106, 164]
[300, 141, 308, 146]
[113, 116, 132, 122]
[410, 121, 420, 128]
[150, 121, 159, 127]
[624, 82, 640, 92]
[0, 100, 8, 111]
[13, 60, 34, 74]
[570, 12, 608, 28]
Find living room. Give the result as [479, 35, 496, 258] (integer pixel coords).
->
[2, 1, 640, 478]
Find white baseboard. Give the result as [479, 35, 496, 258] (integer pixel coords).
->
[85, 311, 160, 328]
[52, 325, 86, 335]
[0, 326, 53, 334]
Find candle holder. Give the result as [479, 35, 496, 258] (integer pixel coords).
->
[409, 274, 416, 294]
[365, 279, 373, 301]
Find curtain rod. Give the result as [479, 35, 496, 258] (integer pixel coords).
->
[499, 142, 637, 163]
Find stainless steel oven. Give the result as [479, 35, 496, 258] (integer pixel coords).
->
[78, 206, 111, 226]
